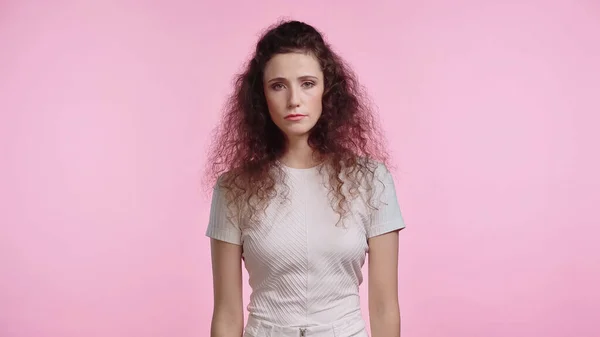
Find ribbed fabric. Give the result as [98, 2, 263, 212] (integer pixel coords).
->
[205, 161, 405, 333]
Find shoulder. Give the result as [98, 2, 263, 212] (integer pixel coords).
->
[210, 171, 236, 205]
[354, 156, 392, 182]
[213, 169, 239, 192]
[352, 155, 388, 171]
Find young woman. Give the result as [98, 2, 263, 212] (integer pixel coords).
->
[205, 20, 406, 337]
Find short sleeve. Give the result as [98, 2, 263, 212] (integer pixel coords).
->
[205, 180, 242, 245]
[365, 163, 406, 238]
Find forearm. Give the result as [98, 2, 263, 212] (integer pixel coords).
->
[369, 307, 401, 337]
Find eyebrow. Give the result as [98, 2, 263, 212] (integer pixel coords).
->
[266, 75, 319, 83]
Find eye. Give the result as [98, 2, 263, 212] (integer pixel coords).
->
[271, 83, 285, 90]
[302, 81, 316, 88]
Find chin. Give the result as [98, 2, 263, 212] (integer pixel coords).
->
[283, 127, 313, 138]
[284, 131, 311, 138]
[280, 122, 312, 135]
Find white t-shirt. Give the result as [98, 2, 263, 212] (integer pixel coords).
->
[205, 161, 405, 327]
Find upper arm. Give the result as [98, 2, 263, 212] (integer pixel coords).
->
[365, 162, 405, 311]
[205, 179, 244, 335]
[368, 232, 401, 337]
[368, 231, 400, 310]
[210, 238, 244, 321]
[364, 163, 405, 238]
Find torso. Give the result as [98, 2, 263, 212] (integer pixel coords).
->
[240, 165, 371, 327]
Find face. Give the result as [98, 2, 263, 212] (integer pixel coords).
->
[262, 52, 324, 141]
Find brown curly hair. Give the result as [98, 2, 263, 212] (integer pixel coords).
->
[205, 19, 390, 228]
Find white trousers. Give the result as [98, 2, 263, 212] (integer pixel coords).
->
[243, 313, 368, 337]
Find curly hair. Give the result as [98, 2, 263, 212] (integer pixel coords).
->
[205, 19, 390, 228]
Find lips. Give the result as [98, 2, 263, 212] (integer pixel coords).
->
[284, 114, 307, 120]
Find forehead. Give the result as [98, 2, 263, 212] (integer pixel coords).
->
[263, 52, 323, 79]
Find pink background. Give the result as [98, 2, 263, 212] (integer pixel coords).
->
[1, 1, 599, 336]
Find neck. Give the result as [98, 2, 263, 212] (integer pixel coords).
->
[280, 136, 320, 169]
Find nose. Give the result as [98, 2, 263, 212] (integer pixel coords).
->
[287, 86, 300, 109]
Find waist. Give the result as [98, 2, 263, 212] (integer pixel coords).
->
[247, 292, 362, 324]
[244, 311, 366, 337]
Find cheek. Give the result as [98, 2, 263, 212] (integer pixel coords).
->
[308, 92, 323, 114]
[265, 93, 285, 116]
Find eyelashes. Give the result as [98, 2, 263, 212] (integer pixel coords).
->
[270, 81, 317, 91]
[271, 83, 285, 90]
